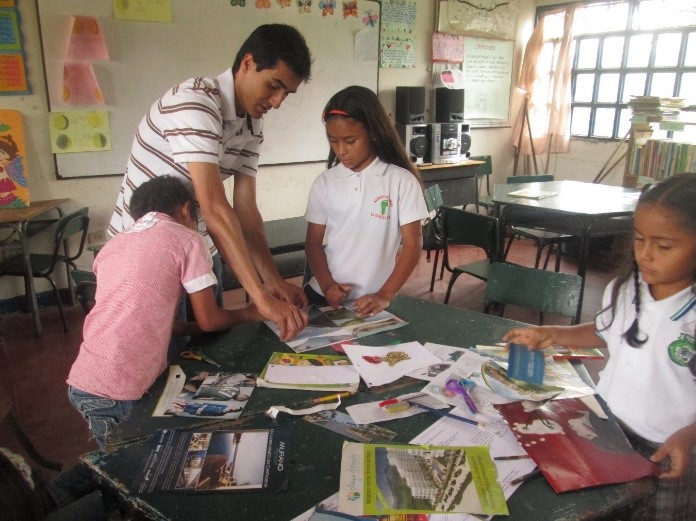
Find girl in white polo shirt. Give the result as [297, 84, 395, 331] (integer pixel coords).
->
[304, 85, 428, 318]
[503, 173, 696, 520]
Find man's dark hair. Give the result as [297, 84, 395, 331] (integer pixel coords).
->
[232, 24, 312, 81]
[129, 176, 196, 221]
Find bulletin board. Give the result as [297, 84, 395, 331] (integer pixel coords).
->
[35, 1, 380, 179]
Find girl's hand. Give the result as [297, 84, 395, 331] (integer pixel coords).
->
[651, 425, 696, 479]
[503, 327, 555, 350]
[325, 283, 352, 308]
[354, 293, 390, 318]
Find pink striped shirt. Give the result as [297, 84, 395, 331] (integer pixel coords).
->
[67, 213, 217, 400]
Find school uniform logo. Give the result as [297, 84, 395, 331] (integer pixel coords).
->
[668, 333, 695, 367]
[370, 195, 392, 220]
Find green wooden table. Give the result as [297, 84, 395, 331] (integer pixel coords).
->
[83, 295, 652, 521]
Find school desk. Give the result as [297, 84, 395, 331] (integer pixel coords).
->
[419, 159, 484, 209]
[493, 180, 639, 322]
[0, 198, 69, 335]
[83, 295, 653, 521]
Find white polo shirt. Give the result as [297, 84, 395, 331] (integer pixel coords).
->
[595, 277, 696, 443]
[304, 157, 428, 300]
[109, 68, 263, 255]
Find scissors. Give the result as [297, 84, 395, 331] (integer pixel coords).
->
[445, 378, 478, 414]
[180, 350, 221, 368]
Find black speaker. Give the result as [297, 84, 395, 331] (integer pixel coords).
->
[395, 86, 425, 124]
[460, 123, 471, 157]
[434, 87, 464, 123]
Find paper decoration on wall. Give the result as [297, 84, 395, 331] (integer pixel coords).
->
[297, 0, 311, 13]
[256, 0, 271, 8]
[380, 0, 416, 69]
[342, 0, 357, 18]
[362, 9, 378, 26]
[0, 110, 29, 208]
[65, 16, 109, 61]
[113, 0, 172, 23]
[319, 0, 336, 16]
[0, 1, 17, 8]
[445, 0, 520, 41]
[0, 5, 30, 94]
[63, 62, 104, 105]
[432, 32, 464, 64]
[277, 0, 292, 7]
[49, 110, 112, 154]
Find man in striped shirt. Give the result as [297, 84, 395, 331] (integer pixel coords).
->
[109, 24, 311, 341]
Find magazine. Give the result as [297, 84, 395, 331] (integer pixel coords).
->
[338, 441, 508, 516]
[132, 427, 291, 494]
[257, 352, 360, 392]
[495, 397, 656, 493]
[265, 304, 408, 353]
[152, 366, 256, 419]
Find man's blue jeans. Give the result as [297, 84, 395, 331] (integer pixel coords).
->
[67, 386, 135, 449]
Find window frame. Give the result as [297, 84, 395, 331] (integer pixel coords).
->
[537, 0, 696, 141]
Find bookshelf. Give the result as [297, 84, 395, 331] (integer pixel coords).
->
[623, 97, 696, 187]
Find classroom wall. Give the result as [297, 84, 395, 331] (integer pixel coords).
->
[1, 0, 621, 301]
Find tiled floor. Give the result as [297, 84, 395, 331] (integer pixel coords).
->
[0, 237, 620, 474]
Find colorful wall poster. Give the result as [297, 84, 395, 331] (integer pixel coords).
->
[0, 109, 29, 208]
[48, 110, 111, 154]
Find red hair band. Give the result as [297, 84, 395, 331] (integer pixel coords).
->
[322, 109, 350, 120]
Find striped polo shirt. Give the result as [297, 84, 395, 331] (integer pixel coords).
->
[109, 68, 264, 254]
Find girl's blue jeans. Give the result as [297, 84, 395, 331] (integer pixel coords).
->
[67, 386, 135, 449]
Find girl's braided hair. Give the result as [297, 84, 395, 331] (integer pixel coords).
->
[599, 173, 696, 376]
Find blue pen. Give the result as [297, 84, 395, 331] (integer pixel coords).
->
[406, 401, 479, 427]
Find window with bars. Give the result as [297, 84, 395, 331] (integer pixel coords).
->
[538, 0, 696, 141]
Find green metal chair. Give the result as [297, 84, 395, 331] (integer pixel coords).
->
[483, 262, 583, 324]
[70, 268, 97, 314]
[0, 207, 89, 333]
[422, 184, 446, 291]
[503, 175, 577, 271]
[469, 155, 494, 214]
[441, 206, 499, 305]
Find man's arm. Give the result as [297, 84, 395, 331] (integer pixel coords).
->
[232, 174, 307, 308]
[187, 162, 306, 340]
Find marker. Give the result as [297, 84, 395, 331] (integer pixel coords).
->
[378, 393, 427, 408]
[405, 401, 479, 427]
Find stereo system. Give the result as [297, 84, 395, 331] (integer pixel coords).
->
[395, 124, 428, 165]
[394, 86, 472, 165]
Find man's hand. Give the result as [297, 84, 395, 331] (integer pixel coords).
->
[267, 279, 309, 308]
[256, 293, 308, 341]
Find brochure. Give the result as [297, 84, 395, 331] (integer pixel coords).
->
[495, 397, 656, 493]
[257, 352, 360, 392]
[338, 441, 508, 516]
[265, 304, 408, 353]
[152, 366, 256, 419]
[132, 427, 292, 494]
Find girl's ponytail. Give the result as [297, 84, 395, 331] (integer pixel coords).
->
[624, 260, 647, 348]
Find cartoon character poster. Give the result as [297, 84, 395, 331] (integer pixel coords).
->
[0, 109, 29, 208]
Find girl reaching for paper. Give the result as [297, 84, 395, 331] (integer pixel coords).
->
[504, 173, 696, 520]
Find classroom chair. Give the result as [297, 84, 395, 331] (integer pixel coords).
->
[440, 206, 499, 305]
[502, 175, 576, 272]
[468, 155, 494, 214]
[0, 207, 89, 333]
[70, 269, 97, 314]
[422, 184, 446, 291]
[483, 262, 583, 325]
